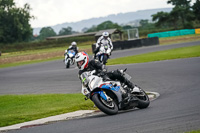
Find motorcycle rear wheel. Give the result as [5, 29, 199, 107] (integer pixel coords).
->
[92, 93, 118, 115]
[136, 89, 150, 109]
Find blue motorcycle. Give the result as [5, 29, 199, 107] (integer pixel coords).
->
[64, 50, 76, 68]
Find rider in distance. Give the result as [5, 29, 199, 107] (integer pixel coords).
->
[94, 32, 113, 59]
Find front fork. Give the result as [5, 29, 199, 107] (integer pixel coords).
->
[93, 91, 112, 102]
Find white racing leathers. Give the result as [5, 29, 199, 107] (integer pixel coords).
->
[96, 36, 113, 64]
[96, 36, 113, 50]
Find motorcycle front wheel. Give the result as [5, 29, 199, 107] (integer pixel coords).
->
[102, 55, 108, 65]
[92, 93, 118, 115]
[66, 60, 70, 68]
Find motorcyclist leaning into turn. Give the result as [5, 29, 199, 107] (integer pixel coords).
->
[75, 51, 138, 98]
[94, 31, 113, 59]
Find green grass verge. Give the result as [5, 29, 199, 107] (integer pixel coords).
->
[0, 56, 94, 69]
[0, 57, 63, 68]
[0, 94, 95, 127]
[1, 44, 92, 58]
[107, 45, 200, 65]
[185, 131, 200, 133]
[159, 34, 200, 45]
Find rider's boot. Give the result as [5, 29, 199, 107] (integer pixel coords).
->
[93, 54, 97, 59]
[114, 69, 137, 93]
[124, 78, 134, 89]
[124, 79, 140, 94]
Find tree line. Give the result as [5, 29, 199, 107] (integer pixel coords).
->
[152, 0, 200, 29]
[0, 0, 34, 43]
[0, 0, 199, 44]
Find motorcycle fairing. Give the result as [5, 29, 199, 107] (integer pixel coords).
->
[93, 91, 107, 101]
[99, 83, 120, 92]
[67, 50, 76, 57]
[65, 50, 76, 65]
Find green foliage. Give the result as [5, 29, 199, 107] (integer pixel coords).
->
[96, 21, 122, 30]
[58, 26, 77, 36]
[167, 0, 191, 7]
[139, 20, 155, 29]
[140, 20, 148, 27]
[122, 25, 133, 30]
[39, 27, 57, 40]
[0, 36, 94, 53]
[0, 0, 34, 43]
[192, 0, 200, 21]
[152, 11, 175, 28]
[86, 21, 122, 32]
[152, 0, 196, 29]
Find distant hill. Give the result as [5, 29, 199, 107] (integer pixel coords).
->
[33, 8, 172, 35]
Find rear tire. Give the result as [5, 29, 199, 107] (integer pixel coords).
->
[92, 93, 118, 115]
[136, 89, 150, 109]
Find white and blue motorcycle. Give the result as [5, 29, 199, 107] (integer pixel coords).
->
[96, 42, 111, 65]
[64, 50, 76, 68]
[80, 69, 150, 115]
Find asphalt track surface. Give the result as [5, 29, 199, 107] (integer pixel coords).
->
[0, 41, 200, 95]
[1, 41, 200, 133]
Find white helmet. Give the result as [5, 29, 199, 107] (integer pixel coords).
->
[102, 32, 109, 37]
[71, 41, 77, 46]
[75, 52, 89, 70]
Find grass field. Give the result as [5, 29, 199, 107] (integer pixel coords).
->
[0, 94, 95, 127]
[186, 131, 200, 133]
[0, 45, 92, 68]
[159, 34, 200, 45]
[107, 45, 200, 65]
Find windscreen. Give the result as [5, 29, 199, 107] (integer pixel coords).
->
[80, 72, 89, 86]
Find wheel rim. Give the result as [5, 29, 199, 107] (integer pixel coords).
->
[100, 97, 115, 108]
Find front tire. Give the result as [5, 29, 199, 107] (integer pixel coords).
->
[98, 55, 103, 63]
[66, 60, 70, 68]
[92, 93, 118, 115]
[103, 55, 108, 65]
